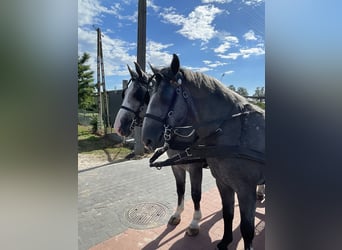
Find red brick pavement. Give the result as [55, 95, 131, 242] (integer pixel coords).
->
[90, 187, 265, 250]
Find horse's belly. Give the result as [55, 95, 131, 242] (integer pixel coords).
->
[206, 158, 264, 190]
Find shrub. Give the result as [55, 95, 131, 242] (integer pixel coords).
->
[90, 116, 98, 134]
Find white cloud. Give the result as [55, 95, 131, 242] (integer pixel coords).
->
[202, 0, 232, 3]
[214, 35, 239, 53]
[78, 0, 136, 28]
[78, 0, 141, 78]
[218, 53, 240, 60]
[161, 5, 223, 42]
[146, 41, 174, 68]
[243, 30, 257, 41]
[78, 27, 137, 77]
[203, 60, 228, 68]
[147, 0, 160, 12]
[242, 0, 264, 6]
[240, 46, 265, 58]
[186, 66, 211, 73]
[223, 70, 234, 75]
[217, 44, 265, 60]
[78, 0, 121, 26]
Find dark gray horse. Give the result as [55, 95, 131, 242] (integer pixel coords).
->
[142, 54, 265, 250]
[113, 62, 204, 235]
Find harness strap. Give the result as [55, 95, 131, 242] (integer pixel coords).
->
[149, 143, 169, 163]
[150, 144, 265, 168]
[144, 113, 165, 123]
[150, 157, 207, 169]
[188, 145, 265, 163]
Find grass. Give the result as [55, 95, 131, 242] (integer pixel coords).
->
[78, 125, 133, 162]
[255, 102, 265, 110]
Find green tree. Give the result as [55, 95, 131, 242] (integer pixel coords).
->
[227, 84, 236, 92]
[253, 86, 265, 109]
[236, 87, 249, 96]
[78, 52, 95, 110]
[253, 86, 265, 97]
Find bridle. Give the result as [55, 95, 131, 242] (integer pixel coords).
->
[120, 77, 151, 131]
[144, 71, 199, 145]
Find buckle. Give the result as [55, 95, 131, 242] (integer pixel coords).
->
[163, 125, 172, 141]
[185, 147, 192, 157]
[130, 118, 137, 131]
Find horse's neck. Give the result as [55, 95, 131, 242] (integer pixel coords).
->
[188, 81, 241, 116]
[184, 81, 244, 139]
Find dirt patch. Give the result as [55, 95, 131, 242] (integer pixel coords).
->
[78, 153, 113, 171]
[78, 151, 153, 172]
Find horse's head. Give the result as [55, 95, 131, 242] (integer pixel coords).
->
[142, 54, 190, 150]
[114, 62, 151, 137]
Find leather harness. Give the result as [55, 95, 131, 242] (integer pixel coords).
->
[145, 72, 265, 169]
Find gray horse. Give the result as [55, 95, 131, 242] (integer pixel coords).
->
[113, 62, 204, 236]
[142, 54, 265, 250]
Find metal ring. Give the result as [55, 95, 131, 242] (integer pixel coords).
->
[168, 111, 173, 117]
[164, 133, 171, 141]
[185, 147, 192, 157]
[182, 91, 188, 99]
[130, 119, 137, 131]
[176, 87, 181, 94]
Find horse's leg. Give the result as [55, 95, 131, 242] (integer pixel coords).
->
[186, 163, 203, 236]
[169, 165, 186, 225]
[216, 180, 235, 250]
[256, 184, 265, 201]
[237, 187, 257, 250]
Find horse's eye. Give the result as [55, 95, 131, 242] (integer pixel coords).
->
[160, 84, 175, 104]
[133, 86, 145, 103]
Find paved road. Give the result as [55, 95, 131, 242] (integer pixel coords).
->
[78, 155, 217, 250]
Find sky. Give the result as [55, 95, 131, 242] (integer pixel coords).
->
[78, 0, 264, 95]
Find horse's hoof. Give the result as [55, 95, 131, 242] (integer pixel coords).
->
[168, 216, 181, 225]
[186, 227, 199, 236]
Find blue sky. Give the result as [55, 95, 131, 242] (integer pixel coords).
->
[78, 0, 264, 95]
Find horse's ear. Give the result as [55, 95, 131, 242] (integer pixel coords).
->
[127, 64, 134, 77]
[171, 54, 180, 75]
[134, 62, 143, 78]
[149, 62, 158, 74]
[127, 64, 138, 78]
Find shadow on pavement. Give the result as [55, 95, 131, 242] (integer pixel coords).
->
[142, 211, 221, 250]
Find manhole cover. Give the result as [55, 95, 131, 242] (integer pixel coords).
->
[123, 202, 169, 229]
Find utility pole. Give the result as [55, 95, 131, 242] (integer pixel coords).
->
[134, 0, 146, 155]
[95, 27, 110, 134]
[96, 28, 103, 134]
[99, 28, 110, 134]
